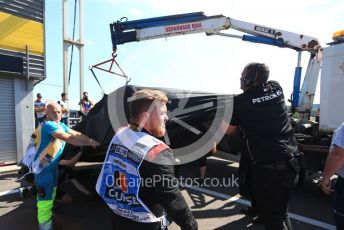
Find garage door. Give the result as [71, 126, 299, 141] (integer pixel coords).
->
[0, 78, 16, 165]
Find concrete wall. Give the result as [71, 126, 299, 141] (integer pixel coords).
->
[14, 78, 34, 162]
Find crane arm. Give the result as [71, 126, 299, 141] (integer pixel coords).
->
[110, 12, 320, 54]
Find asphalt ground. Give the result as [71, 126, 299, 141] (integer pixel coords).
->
[0, 155, 336, 230]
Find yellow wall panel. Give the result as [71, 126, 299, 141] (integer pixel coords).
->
[0, 12, 44, 55]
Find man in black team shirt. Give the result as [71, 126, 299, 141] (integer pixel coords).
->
[225, 63, 300, 230]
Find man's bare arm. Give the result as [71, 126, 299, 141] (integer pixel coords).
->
[221, 121, 237, 136]
[52, 129, 100, 148]
[59, 152, 82, 167]
[320, 146, 344, 195]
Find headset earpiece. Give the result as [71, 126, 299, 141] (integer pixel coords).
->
[244, 64, 261, 88]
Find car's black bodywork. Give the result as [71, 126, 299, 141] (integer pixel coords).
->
[66, 85, 239, 163]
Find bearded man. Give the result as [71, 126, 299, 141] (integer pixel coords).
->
[96, 89, 198, 230]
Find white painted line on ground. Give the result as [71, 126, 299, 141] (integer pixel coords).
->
[288, 213, 335, 230]
[181, 183, 336, 230]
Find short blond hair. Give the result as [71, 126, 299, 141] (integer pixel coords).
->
[129, 89, 168, 124]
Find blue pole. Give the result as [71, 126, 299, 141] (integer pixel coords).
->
[292, 66, 302, 108]
[292, 51, 303, 109]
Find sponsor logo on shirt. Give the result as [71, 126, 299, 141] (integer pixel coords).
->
[252, 90, 282, 104]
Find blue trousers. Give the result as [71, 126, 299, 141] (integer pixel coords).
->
[35, 167, 59, 230]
